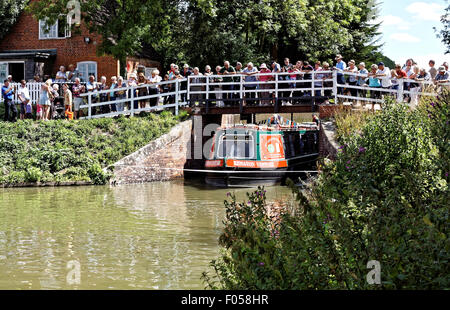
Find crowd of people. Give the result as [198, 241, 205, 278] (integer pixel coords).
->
[2, 55, 449, 122]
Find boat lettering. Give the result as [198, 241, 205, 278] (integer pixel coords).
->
[205, 160, 223, 168]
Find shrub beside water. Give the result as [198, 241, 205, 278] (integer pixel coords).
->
[203, 98, 449, 289]
[0, 111, 185, 185]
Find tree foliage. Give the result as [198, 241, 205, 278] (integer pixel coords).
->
[0, 0, 28, 41]
[27, 0, 384, 68]
[437, 2, 450, 54]
[175, 0, 384, 68]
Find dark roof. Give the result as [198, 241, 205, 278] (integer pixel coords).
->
[0, 49, 57, 59]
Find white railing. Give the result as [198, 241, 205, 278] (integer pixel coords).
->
[2, 71, 448, 119]
[0, 82, 43, 105]
[77, 79, 187, 119]
[335, 70, 448, 105]
[0, 81, 86, 105]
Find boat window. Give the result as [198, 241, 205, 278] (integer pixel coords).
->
[288, 134, 296, 158]
[295, 133, 304, 155]
[217, 134, 255, 159]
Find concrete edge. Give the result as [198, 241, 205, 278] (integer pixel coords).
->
[320, 121, 339, 160]
[108, 119, 193, 170]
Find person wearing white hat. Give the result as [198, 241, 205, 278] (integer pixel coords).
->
[258, 63, 273, 106]
[333, 54, 346, 96]
[344, 60, 358, 98]
[434, 66, 449, 85]
[181, 64, 192, 103]
[213, 65, 224, 107]
[127, 73, 138, 111]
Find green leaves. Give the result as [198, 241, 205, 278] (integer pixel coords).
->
[0, 113, 180, 185]
[25, 0, 383, 68]
[0, 0, 27, 41]
[207, 95, 449, 290]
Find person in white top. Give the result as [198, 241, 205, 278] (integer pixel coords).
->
[344, 60, 358, 98]
[55, 66, 67, 82]
[190, 67, 204, 104]
[408, 66, 421, 108]
[127, 73, 138, 111]
[376, 62, 392, 92]
[17, 80, 31, 120]
[148, 69, 162, 107]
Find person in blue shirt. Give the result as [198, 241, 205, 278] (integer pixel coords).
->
[333, 54, 347, 96]
[1, 80, 17, 122]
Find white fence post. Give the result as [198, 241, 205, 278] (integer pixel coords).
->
[240, 75, 244, 108]
[175, 79, 179, 116]
[130, 85, 135, 117]
[88, 93, 92, 119]
[275, 75, 279, 104]
[206, 75, 209, 104]
[398, 78, 404, 103]
[312, 71, 315, 104]
[186, 77, 190, 106]
[333, 70, 338, 104]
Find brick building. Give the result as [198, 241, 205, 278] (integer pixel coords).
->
[0, 9, 160, 82]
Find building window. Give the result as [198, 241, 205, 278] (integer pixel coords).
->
[0, 62, 25, 82]
[217, 134, 255, 159]
[77, 61, 97, 82]
[39, 15, 71, 39]
[0, 63, 8, 82]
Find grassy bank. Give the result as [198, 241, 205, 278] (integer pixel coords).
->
[204, 96, 449, 289]
[0, 111, 188, 185]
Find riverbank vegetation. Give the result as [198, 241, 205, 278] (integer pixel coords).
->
[0, 111, 187, 186]
[203, 96, 449, 289]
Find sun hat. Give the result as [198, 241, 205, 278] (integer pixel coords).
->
[260, 63, 267, 69]
[335, 54, 343, 60]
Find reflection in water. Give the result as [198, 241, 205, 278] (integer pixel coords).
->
[0, 180, 293, 289]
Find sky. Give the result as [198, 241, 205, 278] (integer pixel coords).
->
[377, 0, 450, 67]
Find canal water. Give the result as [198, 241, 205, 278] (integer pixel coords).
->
[0, 180, 294, 289]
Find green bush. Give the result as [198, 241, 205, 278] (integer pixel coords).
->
[0, 112, 184, 185]
[88, 163, 108, 185]
[25, 167, 42, 183]
[204, 98, 449, 290]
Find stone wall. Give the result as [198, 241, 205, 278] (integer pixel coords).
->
[110, 120, 193, 185]
[319, 121, 339, 160]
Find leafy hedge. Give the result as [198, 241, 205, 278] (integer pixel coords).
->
[204, 97, 449, 289]
[0, 111, 187, 185]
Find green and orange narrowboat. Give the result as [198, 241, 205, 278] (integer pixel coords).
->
[205, 118, 319, 187]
